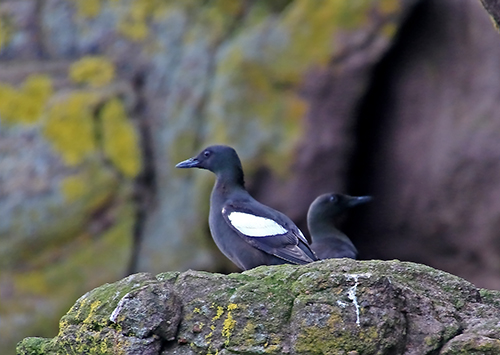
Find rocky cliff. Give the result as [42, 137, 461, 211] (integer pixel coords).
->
[0, 1, 415, 351]
[5, 0, 500, 353]
[17, 259, 500, 355]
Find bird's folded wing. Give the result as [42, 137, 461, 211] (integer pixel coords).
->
[221, 205, 314, 264]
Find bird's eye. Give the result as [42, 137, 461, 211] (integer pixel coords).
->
[203, 150, 211, 158]
[329, 195, 337, 202]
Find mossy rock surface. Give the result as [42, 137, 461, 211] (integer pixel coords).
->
[17, 259, 500, 355]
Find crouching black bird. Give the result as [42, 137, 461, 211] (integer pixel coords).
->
[307, 193, 371, 259]
[176, 145, 318, 270]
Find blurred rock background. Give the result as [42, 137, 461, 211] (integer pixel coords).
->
[1, 0, 500, 353]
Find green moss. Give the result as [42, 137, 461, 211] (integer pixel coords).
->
[69, 56, 115, 87]
[155, 271, 181, 283]
[480, 289, 500, 308]
[294, 311, 380, 354]
[0, 75, 53, 125]
[43, 92, 99, 166]
[100, 98, 142, 178]
[16, 337, 51, 355]
[443, 336, 500, 355]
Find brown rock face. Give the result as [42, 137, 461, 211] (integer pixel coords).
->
[344, 0, 500, 289]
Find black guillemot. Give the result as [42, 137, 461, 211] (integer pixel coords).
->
[307, 193, 371, 259]
[176, 145, 318, 270]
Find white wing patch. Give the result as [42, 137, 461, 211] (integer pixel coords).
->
[227, 211, 288, 237]
[297, 229, 308, 244]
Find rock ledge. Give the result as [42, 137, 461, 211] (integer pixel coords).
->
[17, 259, 500, 355]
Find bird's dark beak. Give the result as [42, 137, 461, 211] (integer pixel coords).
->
[176, 157, 200, 168]
[347, 195, 372, 208]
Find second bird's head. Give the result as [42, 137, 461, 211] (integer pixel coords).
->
[308, 193, 372, 220]
[176, 145, 243, 175]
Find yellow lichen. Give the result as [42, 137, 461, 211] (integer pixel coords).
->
[116, 0, 156, 41]
[71, 0, 102, 18]
[61, 176, 87, 202]
[193, 307, 201, 314]
[69, 56, 115, 87]
[205, 330, 213, 340]
[117, 17, 149, 42]
[100, 98, 142, 178]
[0, 12, 14, 49]
[0, 75, 53, 124]
[43, 92, 98, 166]
[83, 301, 102, 324]
[100, 339, 108, 354]
[222, 304, 238, 345]
[212, 306, 224, 320]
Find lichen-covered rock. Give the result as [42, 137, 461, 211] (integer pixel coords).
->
[16, 273, 179, 355]
[0, 1, 415, 351]
[0, 62, 139, 352]
[110, 282, 181, 341]
[17, 260, 500, 355]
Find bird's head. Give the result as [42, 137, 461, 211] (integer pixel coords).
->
[308, 193, 372, 221]
[176, 145, 244, 184]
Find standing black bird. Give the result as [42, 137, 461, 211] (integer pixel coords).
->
[307, 193, 371, 259]
[176, 145, 318, 270]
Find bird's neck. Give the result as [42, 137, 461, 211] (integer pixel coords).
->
[308, 217, 343, 241]
[213, 168, 246, 197]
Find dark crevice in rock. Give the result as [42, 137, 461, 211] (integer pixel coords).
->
[343, 0, 431, 259]
[128, 70, 157, 275]
[436, 323, 464, 355]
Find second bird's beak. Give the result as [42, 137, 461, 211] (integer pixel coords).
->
[347, 196, 372, 208]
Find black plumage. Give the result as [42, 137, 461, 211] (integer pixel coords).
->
[176, 145, 318, 270]
[307, 193, 371, 259]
